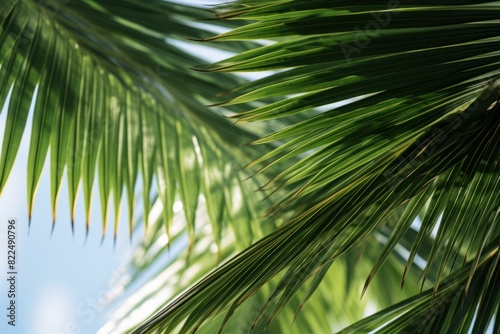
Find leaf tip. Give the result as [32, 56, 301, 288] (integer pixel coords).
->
[51, 213, 58, 231]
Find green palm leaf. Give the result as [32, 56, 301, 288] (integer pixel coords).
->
[339, 241, 499, 334]
[131, 1, 500, 333]
[102, 199, 425, 334]
[3, 1, 500, 333]
[0, 0, 268, 245]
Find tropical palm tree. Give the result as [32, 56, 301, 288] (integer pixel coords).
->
[1, 0, 499, 333]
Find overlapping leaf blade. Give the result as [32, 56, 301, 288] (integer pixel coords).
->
[0, 0, 268, 241]
[131, 1, 500, 333]
[101, 197, 424, 334]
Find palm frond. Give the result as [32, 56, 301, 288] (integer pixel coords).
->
[101, 199, 425, 334]
[132, 1, 500, 332]
[338, 241, 499, 334]
[0, 0, 267, 244]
